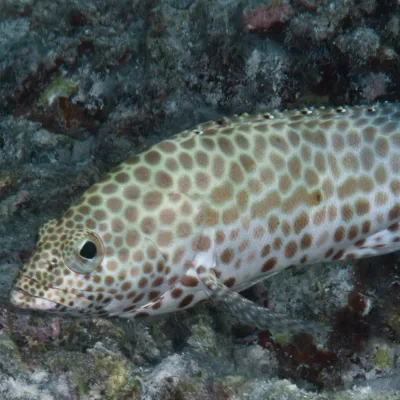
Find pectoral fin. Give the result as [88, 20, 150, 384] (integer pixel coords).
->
[197, 266, 330, 335]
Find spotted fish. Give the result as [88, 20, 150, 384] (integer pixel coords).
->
[10, 103, 400, 332]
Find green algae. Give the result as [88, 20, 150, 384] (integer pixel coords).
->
[272, 332, 291, 345]
[0, 334, 21, 363]
[217, 375, 248, 397]
[172, 381, 201, 400]
[95, 355, 128, 399]
[38, 75, 78, 107]
[386, 311, 400, 336]
[28, 314, 45, 327]
[372, 346, 392, 369]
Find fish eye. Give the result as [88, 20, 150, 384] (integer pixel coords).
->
[63, 232, 104, 274]
[79, 241, 97, 259]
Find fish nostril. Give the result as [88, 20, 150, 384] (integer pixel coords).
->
[19, 249, 33, 263]
[48, 261, 56, 271]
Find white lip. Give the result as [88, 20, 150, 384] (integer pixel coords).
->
[10, 288, 58, 311]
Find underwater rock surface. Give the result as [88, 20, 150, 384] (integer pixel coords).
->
[0, 0, 399, 398]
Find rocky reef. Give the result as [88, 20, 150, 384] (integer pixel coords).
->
[0, 0, 399, 398]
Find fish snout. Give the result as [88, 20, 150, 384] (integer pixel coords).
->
[10, 287, 58, 311]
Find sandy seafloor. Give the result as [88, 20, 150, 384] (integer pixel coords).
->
[0, 0, 399, 398]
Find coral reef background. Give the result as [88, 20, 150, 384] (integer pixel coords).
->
[0, 0, 399, 398]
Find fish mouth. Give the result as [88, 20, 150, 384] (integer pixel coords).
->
[10, 287, 59, 311]
[10, 274, 73, 311]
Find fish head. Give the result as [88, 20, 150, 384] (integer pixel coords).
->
[10, 218, 109, 314]
[10, 208, 168, 317]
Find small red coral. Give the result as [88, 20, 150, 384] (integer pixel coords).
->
[244, 2, 294, 32]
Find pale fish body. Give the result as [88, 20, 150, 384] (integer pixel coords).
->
[10, 103, 400, 331]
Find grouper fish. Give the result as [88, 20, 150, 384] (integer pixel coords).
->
[10, 103, 400, 332]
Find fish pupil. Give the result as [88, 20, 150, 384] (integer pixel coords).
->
[80, 241, 97, 259]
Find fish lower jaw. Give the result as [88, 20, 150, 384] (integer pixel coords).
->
[10, 288, 58, 311]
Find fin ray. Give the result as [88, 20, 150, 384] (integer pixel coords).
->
[197, 266, 329, 335]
